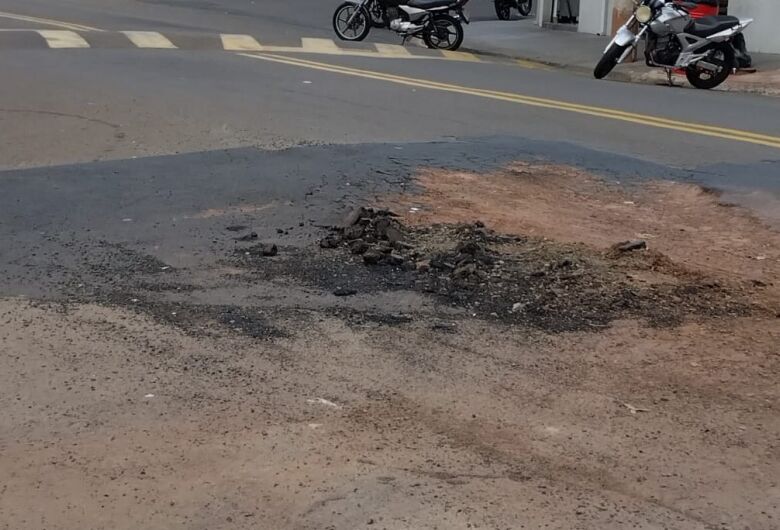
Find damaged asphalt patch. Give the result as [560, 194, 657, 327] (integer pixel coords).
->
[232, 206, 757, 333]
[0, 140, 775, 338]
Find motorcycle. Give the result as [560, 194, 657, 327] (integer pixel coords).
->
[594, 0, 753, 89]
[673, 0, 717, 19]
[332, 0, 471, 51]
[673, 0, 752, 68]
[494, 0, 532, 20]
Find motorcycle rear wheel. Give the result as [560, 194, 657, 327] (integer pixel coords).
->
[494, 0, 512, 20]
[423, 14, 464, 51]
[518, 0, 533, 16]
[333, 2, 371, 41]
[685, 43, 733, 90]
[594, 42, 627, 79]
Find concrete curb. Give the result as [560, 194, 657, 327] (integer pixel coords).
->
[463, 44, 780, 97]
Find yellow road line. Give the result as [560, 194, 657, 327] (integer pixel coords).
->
[122, 31, 177, 49]
[440, 50, 480, 62]
[0, 10, 103, 32]
[374, 43, 413, 57]
[239, 53, 780, 149]
[221, 33, 264, 51]
[37, 30, 90, 49]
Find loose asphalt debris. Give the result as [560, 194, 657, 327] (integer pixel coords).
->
[234, 231, 259, 242]
[59, 206, 760, 339]
[242, 243, 279, 257]
[299, 206, 755, 332]
[612, 239, 648, 253]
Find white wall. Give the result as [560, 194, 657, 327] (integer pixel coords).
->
[728, 0, 780, 53]
[578, 0, 608, 35]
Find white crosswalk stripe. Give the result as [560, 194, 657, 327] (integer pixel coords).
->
[221, 34, 264, 51]
[301, 38, 342, 54]
[374, 43, 412, 57]
[122, 31, 177, 49]
[37, 30, 90, 48]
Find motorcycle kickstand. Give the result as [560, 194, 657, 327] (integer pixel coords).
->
[664, 68, 680, 88]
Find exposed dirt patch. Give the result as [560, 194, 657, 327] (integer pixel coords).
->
[391, 162, 780, 305]
[1, 299, 777, 530]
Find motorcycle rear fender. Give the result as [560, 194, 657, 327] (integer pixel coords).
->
[707, 18, 753, 42]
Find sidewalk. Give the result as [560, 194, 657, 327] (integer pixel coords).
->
[464, 19, 780, 96]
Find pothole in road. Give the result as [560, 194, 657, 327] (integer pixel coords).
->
[231, 206, 757, 333]
[56, 162, 777, 338]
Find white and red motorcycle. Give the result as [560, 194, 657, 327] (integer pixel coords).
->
[594, 0, 752, 89]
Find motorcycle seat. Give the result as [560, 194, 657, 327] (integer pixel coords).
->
[407, 0, 454, 9]
[688, 16, 741, 37]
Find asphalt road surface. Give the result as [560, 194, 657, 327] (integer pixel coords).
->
[1, 2, 779, 530]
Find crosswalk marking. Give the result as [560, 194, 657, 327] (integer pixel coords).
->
[221, 34, 264, 51]
[37, 30, 90, 49]
[1, 29, 499, 65]
[301, 38, 342, 54]
[122, 31, 177, 49]
[374, 43, 412, 57]
[439, 50, 480, 62]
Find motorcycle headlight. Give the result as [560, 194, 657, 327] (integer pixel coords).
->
[635, 5, 653, 24]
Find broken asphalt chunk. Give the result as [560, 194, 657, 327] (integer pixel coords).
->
[349, 240, 370, 255]
[343, 225, 365, 241]
[234, 231, 258, 242]
[362, 249, 384, 265]
[320, 235, 341, 249]
[342, 207, 369, 228]
[614, 239, 647, 252]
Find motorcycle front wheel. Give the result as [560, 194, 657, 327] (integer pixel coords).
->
[518, 0, 533, 16]
[368, 0, 386, 28]
[423, 14, 464, 51]
[686, 43, 734, 89]
[333, 2, 371, 41]
[594, 42, 628, 79]
[494, 0, 512, 20]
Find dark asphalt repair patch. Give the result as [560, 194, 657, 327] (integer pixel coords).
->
[55, 241, 284, 340]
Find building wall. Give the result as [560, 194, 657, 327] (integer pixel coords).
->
[578, 0, 609, 35]
[723, 0, 780, 53]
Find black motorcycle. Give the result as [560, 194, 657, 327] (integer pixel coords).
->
[494, 0, 532, 20]
[333, 0, 470, 51]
